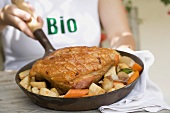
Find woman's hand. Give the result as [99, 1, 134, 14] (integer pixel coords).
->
[110, 32, 136, 50]
[0, 3, 43, 38]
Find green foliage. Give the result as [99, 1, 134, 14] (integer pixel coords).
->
[122, 0, 170, 14]
[119, 68, 133, 74]
[124, 0, 132, 13]
[161, 0, 170, 6]
[122, 0, 132, 13]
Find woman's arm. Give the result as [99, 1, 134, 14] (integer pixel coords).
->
[99, 0, 136, 50]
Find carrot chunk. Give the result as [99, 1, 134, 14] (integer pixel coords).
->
[132, 63, 142, 72]
[127, 71, 139, 84]
[114, 54, 119, 65]
[64, 89, 89, 98]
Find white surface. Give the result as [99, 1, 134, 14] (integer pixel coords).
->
[132, 0, 170, 106]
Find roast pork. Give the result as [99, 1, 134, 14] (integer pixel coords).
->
[29, 46, 119, 94]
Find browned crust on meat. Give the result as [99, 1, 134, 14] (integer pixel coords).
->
[29, 46, 119, 94]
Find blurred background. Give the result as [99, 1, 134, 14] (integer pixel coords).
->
[0, 0, 170, 105]
[128, 0, 170, 106]
[124, 0, 170, 106]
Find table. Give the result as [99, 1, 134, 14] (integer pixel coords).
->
[0, 71, 169, 113]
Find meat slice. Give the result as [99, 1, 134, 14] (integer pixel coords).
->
[29, 46, 119, 94]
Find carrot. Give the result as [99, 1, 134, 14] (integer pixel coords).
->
[127, 71, 139, 84]
[82, 94, 94, 97]
[64, 89, 89, 98]
[113, 81, 123, 84]
[131, 63, 142, 72]
[114, 54, 119, 65]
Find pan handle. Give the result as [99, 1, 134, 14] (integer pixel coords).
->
[11, 0, 55, 55]
[33, 29, 55, 56]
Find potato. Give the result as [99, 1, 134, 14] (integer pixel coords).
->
[102, 77, 114, 92]
[104, 66, 119, 81]
[114, 82, 125, 90]
[58, 95, 64, 98]
[117, 63, 129, 72]
[20, 76, 30, 89]
[88, 83, 105, 95]
[119, 56, 135, 67]
[32, 87, 39, 94]
[39, 88, 58, 97]
[117, 71, 129, 82]
[104, 66, 116, 77]
[19, 70, 30, 80]
[30, 82, 46, 89]
[50, 88, 59, 96]
[98, 80, 103, 84]
[107, 88, 116, 92]
[27, 86, 32, 92]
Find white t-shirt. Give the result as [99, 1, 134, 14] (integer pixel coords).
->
[0, 0, 101, 70]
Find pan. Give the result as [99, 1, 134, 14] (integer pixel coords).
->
[13, 0, 144, 111]
[15, 50, 144, 111]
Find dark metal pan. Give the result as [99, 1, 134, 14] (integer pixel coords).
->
[15, 50, 144, 111]
[13, 0, 144, 111]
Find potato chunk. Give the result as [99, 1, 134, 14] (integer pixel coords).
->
[102, 77, 114, 92]
[39, 88, 58, 97]
[114, 82, 125, 90]
[20, 76, 30, 89]
[19, 70, 30, 80]
[30, 82, 46, 89]
[32, 87, 39, 94]
[50, 88, 59, 96]
[88, 83, 105, 95]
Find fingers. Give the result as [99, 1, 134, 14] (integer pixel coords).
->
[1, 4, 31, 24]
[11, 16, 34, 38]
[1, 5, 34, 38]
[10, 5, 32, 21]
[1, 3, 43, 39]
[26, 2, 44, 29]
[26, 2, 37, 19]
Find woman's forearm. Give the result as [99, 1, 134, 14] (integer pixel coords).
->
[99, 0, 136, 50]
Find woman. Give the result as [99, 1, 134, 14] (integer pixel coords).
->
[0, 0, 135, 70]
